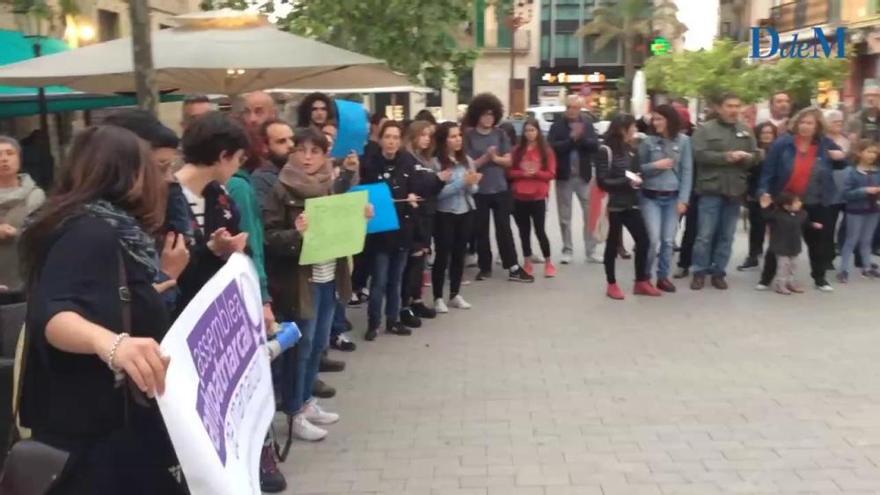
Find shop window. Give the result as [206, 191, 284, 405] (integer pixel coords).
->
[556, 2, 581, 21]
[541, 34, 551, 63]
[541, 0, 552, 20]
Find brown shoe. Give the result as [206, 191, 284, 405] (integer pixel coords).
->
[656, 278, 677, 293]
[711, 275, 729, 290]
[690, 274, 705, 290]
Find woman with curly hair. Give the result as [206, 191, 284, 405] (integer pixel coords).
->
[462, 93, 533, 283]
[297, 92, 336, 129]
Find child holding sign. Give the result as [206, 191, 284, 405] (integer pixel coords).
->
[263, 128, 365, 442]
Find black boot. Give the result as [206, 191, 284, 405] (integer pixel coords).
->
[259, 444, 287, 493]
[412, 301, 437, 319]
[399, 308, 422, 328]
[319, 354, 345, 372]
[385, 321, 412, 336]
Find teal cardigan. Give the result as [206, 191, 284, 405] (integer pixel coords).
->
[227, 169, 270, 303]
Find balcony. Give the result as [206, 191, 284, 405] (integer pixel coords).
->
[481, 28, 531, 54]
[770, 0, 830, 33]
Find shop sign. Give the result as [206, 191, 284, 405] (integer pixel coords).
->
[541, 72, 606, 84]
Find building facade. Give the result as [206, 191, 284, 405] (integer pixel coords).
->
[532, 0, 650, 117]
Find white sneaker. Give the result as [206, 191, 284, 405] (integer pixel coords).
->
[755, 283, 770, 291]
[292, 414, 327, 441]
[560, 252, 573, 265]
[465, 254, 478, 268]
[530, 254, 545, 264]
[815, 282, 834, 293]
[586, 253, 604, 264]
[303, 399, 339, 425]
[434, 298, 449, 314]
[448, 295, 472, 309]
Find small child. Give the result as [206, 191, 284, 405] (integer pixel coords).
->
[760, 192, 822, 295]
[838, 139, 880, 282]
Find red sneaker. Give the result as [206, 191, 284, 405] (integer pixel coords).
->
[633, 281, 663, 296]
[606, 283, 625, 300]
[524, 259, 534, 276]
[545, 260, 557, 278]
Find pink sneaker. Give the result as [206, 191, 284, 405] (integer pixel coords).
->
[606, 283, 625, 300]
[633, 281, 663, 296]
[524, 259, 534, 276]
[545, 260, 557, 278]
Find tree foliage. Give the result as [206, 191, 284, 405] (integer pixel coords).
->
[1, 0, 79, 36]
[202, 0, 478, 89]
[575, 0, 687, 109]
[645, 39, 850, 106]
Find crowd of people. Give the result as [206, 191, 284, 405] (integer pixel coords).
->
[1, 81, 879, 493]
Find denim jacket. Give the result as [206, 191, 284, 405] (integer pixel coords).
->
[758, 133, 845, 206]
[638, 133, 694, 204]
[842, 166, 880, 214]
[435, 157, 478, 214]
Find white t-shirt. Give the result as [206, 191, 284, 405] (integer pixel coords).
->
[180, 184, 205, 230]
[312, 261, 336, 283]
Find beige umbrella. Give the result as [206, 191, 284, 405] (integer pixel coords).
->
[0, 9, 410, 95]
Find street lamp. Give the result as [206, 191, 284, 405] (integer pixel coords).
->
[504, 0, 534, 116]
[13, 6, 51, 147]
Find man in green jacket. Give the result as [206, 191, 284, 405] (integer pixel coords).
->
[690, 93, 759, 291]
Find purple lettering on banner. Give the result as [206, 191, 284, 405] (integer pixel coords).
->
[186, 279, 261, 465]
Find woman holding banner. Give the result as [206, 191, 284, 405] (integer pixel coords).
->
[263, 127, 359, 442]
[16, 126, 187, 493]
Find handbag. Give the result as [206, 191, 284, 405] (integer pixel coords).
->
[0, 252, 132, 495]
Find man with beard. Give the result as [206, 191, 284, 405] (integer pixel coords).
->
[253, 119, 295, 209]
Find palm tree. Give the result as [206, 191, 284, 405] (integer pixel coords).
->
[575, 0, 686, 111]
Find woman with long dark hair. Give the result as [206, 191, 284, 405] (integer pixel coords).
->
[757, 107, 847, 291]
[736, 121, 778, 272]
[638, 104, 693, 292]
[509, 118, 557, 277]
[361, 121, 420, 340]
[18, 126, 187, 493]
[596, 114, 662, 300]
[432, 122, 481, 312]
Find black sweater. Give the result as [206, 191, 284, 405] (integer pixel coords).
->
[763, 206, 808, 257]
[21, 215, 170, 447]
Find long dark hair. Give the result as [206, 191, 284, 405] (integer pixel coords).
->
[513, 118, 550, 170]
[652, 104, 682, 139]
[21, 125, 166, 282]
[753, 121, 778, 151]
[297, 92, 336, 128]
[435, 121, 467, 170]
[603, 113, 637, 155]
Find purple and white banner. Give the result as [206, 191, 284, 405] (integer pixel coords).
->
[158, 253, 274, 495]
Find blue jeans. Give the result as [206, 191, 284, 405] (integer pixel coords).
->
[331, 300, 347, 339]
[368, 249, 408, 329]
[840, 212, 880, 274]
[640, 194, 680, 279]
[280, 281, 337, 414]
[692, 195, 742, 277]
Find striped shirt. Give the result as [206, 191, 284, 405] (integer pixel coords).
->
[180, 185, 205, 230]
[312, 261, 336, 283]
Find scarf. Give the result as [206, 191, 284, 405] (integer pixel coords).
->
[278, 161, 334, 199]
[84, 200, 160, 278]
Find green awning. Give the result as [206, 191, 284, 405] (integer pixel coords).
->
[0, 30, 183, 118]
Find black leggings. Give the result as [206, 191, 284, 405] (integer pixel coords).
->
[402, 252, 426, 307]
[746, 200, 766, 258]
[433, 211, 473, 300]
[512, 199, 551, 258]
[605, 209, 650, 284]
[678, 194, 698, 269]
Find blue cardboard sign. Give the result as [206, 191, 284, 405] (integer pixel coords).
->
[349, 182, 400, 234]
[332, 99, 369, 158]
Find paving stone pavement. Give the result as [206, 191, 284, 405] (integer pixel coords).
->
[277, 213, 880, 495]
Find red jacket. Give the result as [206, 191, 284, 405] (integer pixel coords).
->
[509, 144, 557, 200]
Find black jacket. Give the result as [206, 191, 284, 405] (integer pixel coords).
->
[595, 144, 642, 212]
[763, 205, 808, 257]
[407, 152, 445, 249]
[548, 116, 599, 181]
[362, 151, 418, 251]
